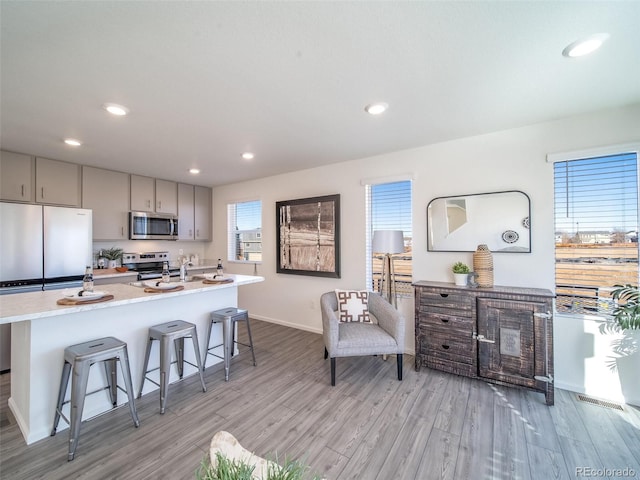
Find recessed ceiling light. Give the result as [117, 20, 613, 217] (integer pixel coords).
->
[562, 33, 609, 58]
[103, 103, 130, 116]
[242, 152, 255, 160]
[64, 138, 82, 146]
[189, 168, 200, 174]
[365, 102, 388, 115]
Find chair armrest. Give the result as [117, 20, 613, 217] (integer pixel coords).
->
[369, 292, 405, 352]
[320, 291, 340, 356]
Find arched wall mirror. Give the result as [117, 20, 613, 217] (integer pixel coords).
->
[427, 190, 531, 252]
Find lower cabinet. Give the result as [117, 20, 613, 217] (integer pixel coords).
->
[414, 281, 555, 405]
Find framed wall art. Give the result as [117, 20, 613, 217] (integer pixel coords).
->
[276, 194, 340, 277]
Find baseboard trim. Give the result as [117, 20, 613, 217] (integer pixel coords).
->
[249, 314, 323, 335]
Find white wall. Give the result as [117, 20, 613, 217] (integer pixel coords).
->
[208, 103, 640, 405]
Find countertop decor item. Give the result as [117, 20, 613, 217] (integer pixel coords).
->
[452, 261, 470, 286]
[473, 244, 494, 287]
[101, 247, 124, 269]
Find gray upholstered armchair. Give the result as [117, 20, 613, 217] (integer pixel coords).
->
[321, 290, 405, 386]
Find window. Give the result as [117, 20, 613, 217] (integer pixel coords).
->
[365, 180, 412, 296]
[227, 200, 262, 262]
[553, 151, 638, 315]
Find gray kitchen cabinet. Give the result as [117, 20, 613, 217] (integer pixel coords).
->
[178, 183, 195, 240]
[194, 185, 212, 241]
[155, 179, 177, 215]
[35, 157, 81, 206]
[82, 166, 130, 240]
[130, 175, 155, 212]
[0, 150, 34, 202]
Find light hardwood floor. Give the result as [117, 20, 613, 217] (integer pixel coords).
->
[1, 320, 639, 479]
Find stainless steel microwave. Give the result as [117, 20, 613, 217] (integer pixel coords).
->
[129, 211, 178, 240]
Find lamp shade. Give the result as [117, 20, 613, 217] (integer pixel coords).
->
[372, 230, 404, 254]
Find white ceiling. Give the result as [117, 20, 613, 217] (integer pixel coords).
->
[2, 1, 639, 187]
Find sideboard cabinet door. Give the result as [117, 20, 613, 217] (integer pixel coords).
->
[477, 297, 554, 404]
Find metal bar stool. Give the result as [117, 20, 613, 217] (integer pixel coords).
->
[51, 336, 140, 461]
[137, 320, 206, 414]
[204, 307, 256, 381]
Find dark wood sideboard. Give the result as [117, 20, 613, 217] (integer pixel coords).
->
[414, 281, 555, 405]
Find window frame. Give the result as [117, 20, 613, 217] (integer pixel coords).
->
[364, 177, 413, 297]
[548, 142, 640, 319]
[227, 199, 263, 264]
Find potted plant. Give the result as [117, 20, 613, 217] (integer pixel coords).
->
[452, 261, 470, 286]
[101, 247, 124, 269]
[611, 284, 640, 330]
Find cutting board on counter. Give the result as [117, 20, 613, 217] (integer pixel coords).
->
[57, 295, 115, 306]
[143, 285, 185, 294]
[203, 278, 234, 284]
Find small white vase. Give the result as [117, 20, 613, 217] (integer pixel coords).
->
[454, 273, 468, 286]
[108, 259, 118, 269]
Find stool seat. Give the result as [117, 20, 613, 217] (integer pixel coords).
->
[205, 307, 256, 381]
[51, 336, 139, 461]
[138, 320, 206, 414]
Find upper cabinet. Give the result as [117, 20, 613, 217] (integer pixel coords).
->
[82, 166, 130, 240]
[177, 183, 195, 240]
[131, 175, 178, 215]
[0, 150, 34, 202]
[35, 157, 81, 206]
[194, 185, 212, 241]
[178, 184, 211, 241]
[130, 175, 155, 212]
[155, 179, 177, 215]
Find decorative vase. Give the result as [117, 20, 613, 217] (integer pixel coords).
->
[108, 259, 118, 269]
[473, 244, 493, 287]
[453, 273, 468, 286]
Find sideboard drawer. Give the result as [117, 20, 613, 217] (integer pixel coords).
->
[418, 312, 474, 335]
[418, 289, 474, 313]
[421, 330, 474, 365]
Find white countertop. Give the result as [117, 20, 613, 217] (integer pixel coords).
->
[0, 274, 264, 324]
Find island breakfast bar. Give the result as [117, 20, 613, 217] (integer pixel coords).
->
[0, 274, 264, 445]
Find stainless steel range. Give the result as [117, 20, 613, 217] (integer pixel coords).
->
[122, 251, 179, 280]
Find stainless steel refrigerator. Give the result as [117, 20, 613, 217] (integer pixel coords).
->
[0, 202, 93, 371]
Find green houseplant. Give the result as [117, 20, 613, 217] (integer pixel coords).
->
[611, 284, 640, 330]
[452, 262, 470, 286]
[101, 247, 124, 269]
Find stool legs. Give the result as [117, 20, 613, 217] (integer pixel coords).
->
[137, 335, 154, 400]
[222, 316, 233, 381]
[51, 362, 72, 436]
[138, 321, 206, 414]
[205, 308, 256, 381]
[104, 359, 118, 407]
[67, 358, 91, 461]
[190, 331, 207, 393]
[118, 346, 140, 428]
[51, 337, 139, 461]
[245, 316, 257, 367]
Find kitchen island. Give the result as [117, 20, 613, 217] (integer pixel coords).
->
[0, 274, 264, 445]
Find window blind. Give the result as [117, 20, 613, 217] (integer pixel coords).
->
[227, 200, 262, 262]
[365, 180, 412, 296]
[554, 152, 639, 315]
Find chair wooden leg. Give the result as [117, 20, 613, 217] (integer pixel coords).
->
[330, 357, 336, 386]
[397, 354, 403, 381]
[324, 347, 328, 359]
